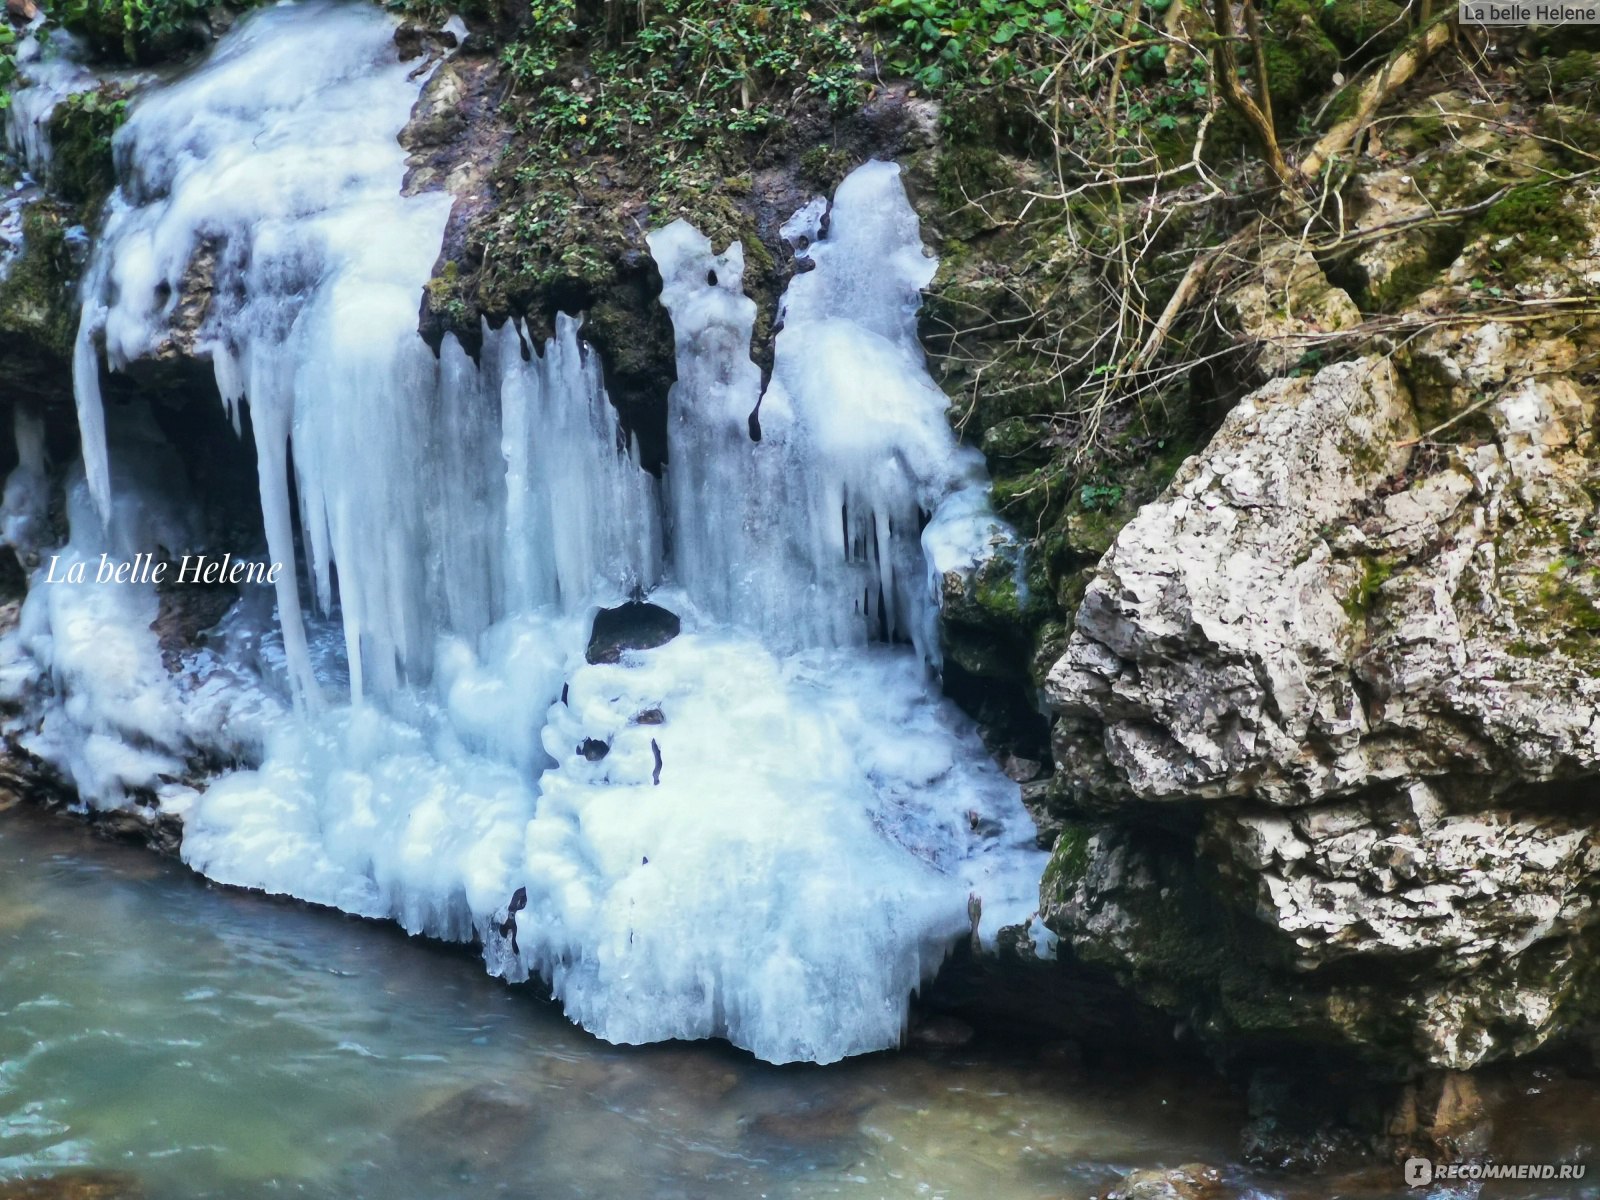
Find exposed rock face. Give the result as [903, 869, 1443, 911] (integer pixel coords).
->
[1219, 242, 1361, 380]
[585, 600, 681, 664]
[1041, 323, 1600, 1074]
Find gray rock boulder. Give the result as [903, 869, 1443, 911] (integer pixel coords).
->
[1040, 325, 1600, 1073]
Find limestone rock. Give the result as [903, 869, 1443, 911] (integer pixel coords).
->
[1218, 242, 1361, 379]
[1041, 322, 1600, 1070]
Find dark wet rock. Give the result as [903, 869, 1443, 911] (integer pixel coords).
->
[0, 1171, 145, 1200]
[399, 1082, 542, 1165]
[742, 1094, 873, 1145]
[909, 1013, 974, 1049]
[92, 804, 184, 856]
[999, 753, 1041, 783]
[1238, 1068, 1379, 1172]
[152, 572, 239, 668]
[0, 549, 26, 604]
[1038, 1039, 1085, 1073]
[1385, 1071, 1491, 1162]
[1099, 1163, 1226, 1200]
[606, 1044, 741, 1108]
[586, 601, 680, 665]
[631, 707, 664, 725]
[578, 737, 610, 762]
[0, 198, 82, 414]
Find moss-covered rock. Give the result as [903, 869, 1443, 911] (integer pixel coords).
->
[46, 85, 127, 210]
[1319, 0, 1408, 57]
[0, 200, 80, 365]
[1263, 0, 1341, 118]
[59, 0, 220, 64]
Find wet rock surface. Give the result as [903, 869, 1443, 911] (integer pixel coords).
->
[0, 1172, 144, 1200]
[1098, 1162, 1227, 1200]
[585, 600, 681, 664]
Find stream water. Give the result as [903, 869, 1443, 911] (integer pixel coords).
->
[6, 805, 1600, 1200]
[0, 804, 1244, 1199]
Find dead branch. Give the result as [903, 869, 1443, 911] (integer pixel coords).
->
[1299, 17, 1454, 179]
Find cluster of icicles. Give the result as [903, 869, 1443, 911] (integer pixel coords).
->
[0, 1, 1050, 1064]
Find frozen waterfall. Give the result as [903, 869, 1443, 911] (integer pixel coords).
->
[0, 0, 1047, 1065]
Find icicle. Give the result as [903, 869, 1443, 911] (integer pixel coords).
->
[249, 398, 321, 709]
[20, 0, 1045, 1068]
[71, 307, 113, 522]
[0, 407, 50, 556]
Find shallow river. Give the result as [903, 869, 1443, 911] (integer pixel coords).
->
[1, 805, 1595, 1200]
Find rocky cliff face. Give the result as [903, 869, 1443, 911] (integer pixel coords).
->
[1038, 169, 1600, 1089]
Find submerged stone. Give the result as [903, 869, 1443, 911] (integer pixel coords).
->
[0, 1172, 145, 1200]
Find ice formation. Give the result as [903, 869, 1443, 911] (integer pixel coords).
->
[649, 164, 1007, 665]
[0, 1, 1046, 1064]
[2, 26, 98, 179]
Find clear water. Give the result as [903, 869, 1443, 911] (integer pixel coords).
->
[6, 806, 1600, 1200]
[0, 805, 1243, 1199]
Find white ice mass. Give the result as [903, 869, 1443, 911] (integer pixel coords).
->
[0, 1, 1046, 1064]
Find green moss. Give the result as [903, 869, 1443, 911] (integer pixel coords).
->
[1480, 182, 1588, 275]
[47, 85, 128, 210]
[972, 558, 1023, 622]
[0, 201, 80, 360]
[1535, 106, 1600, 170]
[1319, 0, 1407, 56]
[55, 0, 245, 64]
[1029, 619, 1070, 686]
[1536, 561, 1600, 651]
[1262, 0, 1341, 118]
[931, 137, 1020, 241]
[981, 415, 1054, 465]
[1405, 145, 1498, 207]
[1343, 556, 1394, 619]
[1361, 225, 1466, 312]
[424, 261, 471, 329]
[1041, 822, 1094, 903]
[992, 464, 1071, 528]
[1367, 256, 1438, 311]
[1532, 49, 1597, 99]
[797, 146, 849, 191]
[472, 0, 865, 339]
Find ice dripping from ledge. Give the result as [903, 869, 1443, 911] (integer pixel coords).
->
[3, 27, 98, 178]
[2, 1, 1044, 1066]
[70, 0, 455, 702]
[649, 160, 1008, 665]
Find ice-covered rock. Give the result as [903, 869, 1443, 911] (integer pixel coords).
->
[0, 1, 1045, 1066]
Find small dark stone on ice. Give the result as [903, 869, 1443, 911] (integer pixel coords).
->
[497, 887, 527, 955]
[579, 738, 610, 762]
[586, 601, 681, 665]
[633, 708, 664, 725]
